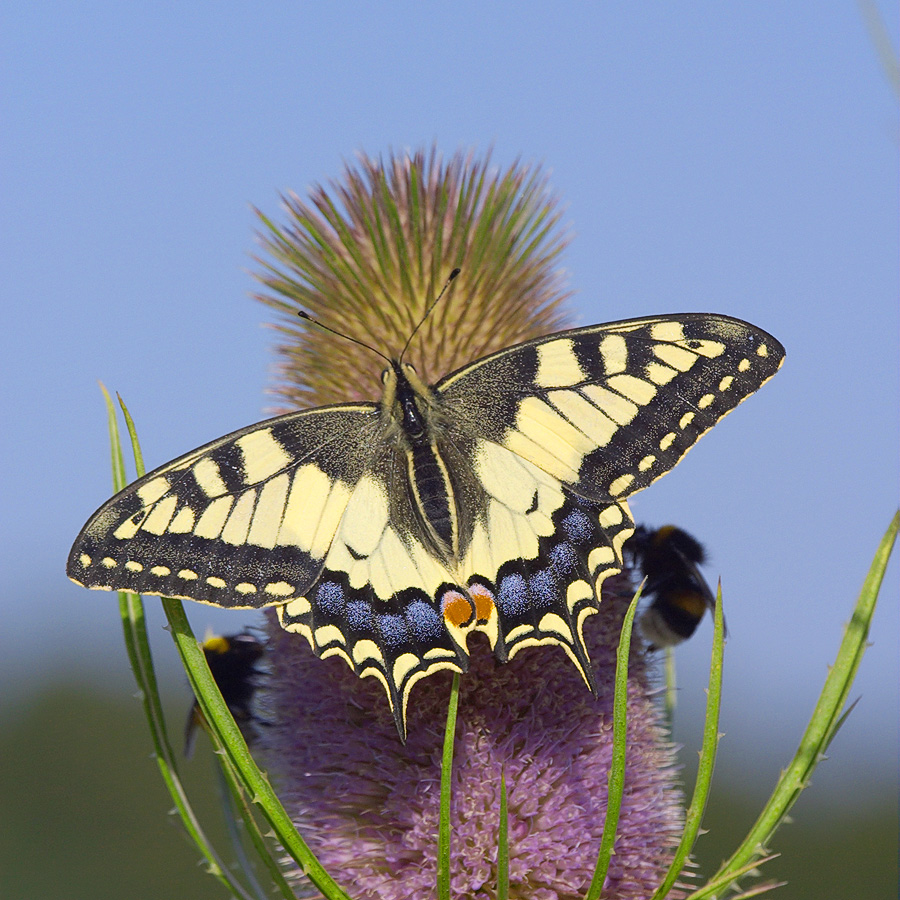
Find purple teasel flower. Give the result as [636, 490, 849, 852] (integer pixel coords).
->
[259, 574, 682, 900]
[251, 148, 686, 899]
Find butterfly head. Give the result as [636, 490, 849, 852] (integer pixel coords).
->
[380, 360, 435, 444]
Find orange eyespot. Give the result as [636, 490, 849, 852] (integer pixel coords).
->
[467, 583, 497, 624]
[441, 590, 474, 628]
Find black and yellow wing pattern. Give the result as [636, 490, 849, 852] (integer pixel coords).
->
[68, 314, 784, 737]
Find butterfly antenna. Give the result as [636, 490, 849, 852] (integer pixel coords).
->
[399, 267, 461, 362]
[297, 311, 392, 365]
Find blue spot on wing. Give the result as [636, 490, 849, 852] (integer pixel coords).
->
[405, 600, 443, 641]
[549, 541, 578, 575]
[497, 573, 529, 616]
[562, 509, 593, 543]
[315, 581, 345, 615]
[528, 569, 557, 609]
[346, 600, 373, 632]
[377, 614, 408, 648]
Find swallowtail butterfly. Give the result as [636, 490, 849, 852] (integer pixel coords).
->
[627, 524, 717, 650]
[68, 314, 783, 738]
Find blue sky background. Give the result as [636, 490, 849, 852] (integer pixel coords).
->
[2, 3, 897, 798]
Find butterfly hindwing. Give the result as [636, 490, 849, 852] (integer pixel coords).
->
[455, 436, 633, 680]
[277, 451, 471, 730]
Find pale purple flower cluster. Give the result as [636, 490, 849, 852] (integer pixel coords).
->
[258, 574, 683, 900]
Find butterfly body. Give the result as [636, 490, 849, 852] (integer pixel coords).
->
[381, 361, 463, 562]
[68, 314, 783, 738]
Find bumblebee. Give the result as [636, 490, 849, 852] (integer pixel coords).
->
[184, 631, 265, 756]
[626, 524, 717, 650]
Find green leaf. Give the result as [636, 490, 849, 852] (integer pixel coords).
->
[585, 587, 642, 900]
[437, 672, 461, 900]
[652, 582, 726, 899]
[693, 511, 899, 897]
[212, 749, 297, 900]
[163, 598, 351, 900]
[497, 771, 509, 900]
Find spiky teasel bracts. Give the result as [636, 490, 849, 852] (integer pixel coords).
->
[253, 148, 572, 408]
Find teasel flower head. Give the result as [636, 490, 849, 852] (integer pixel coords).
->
[259, 576, 682, 900]
[254, 147, 571, 408]
[252, 148, 685, 898]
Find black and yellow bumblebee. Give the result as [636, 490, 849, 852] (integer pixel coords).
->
[184, 631, 265, 756]
[626, 524, 718, 650]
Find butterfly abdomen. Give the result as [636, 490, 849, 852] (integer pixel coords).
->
[408, 441, 456, 554]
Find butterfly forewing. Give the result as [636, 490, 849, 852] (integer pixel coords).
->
[67, 404, 382, 606]
[436, 314, 783, 502]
